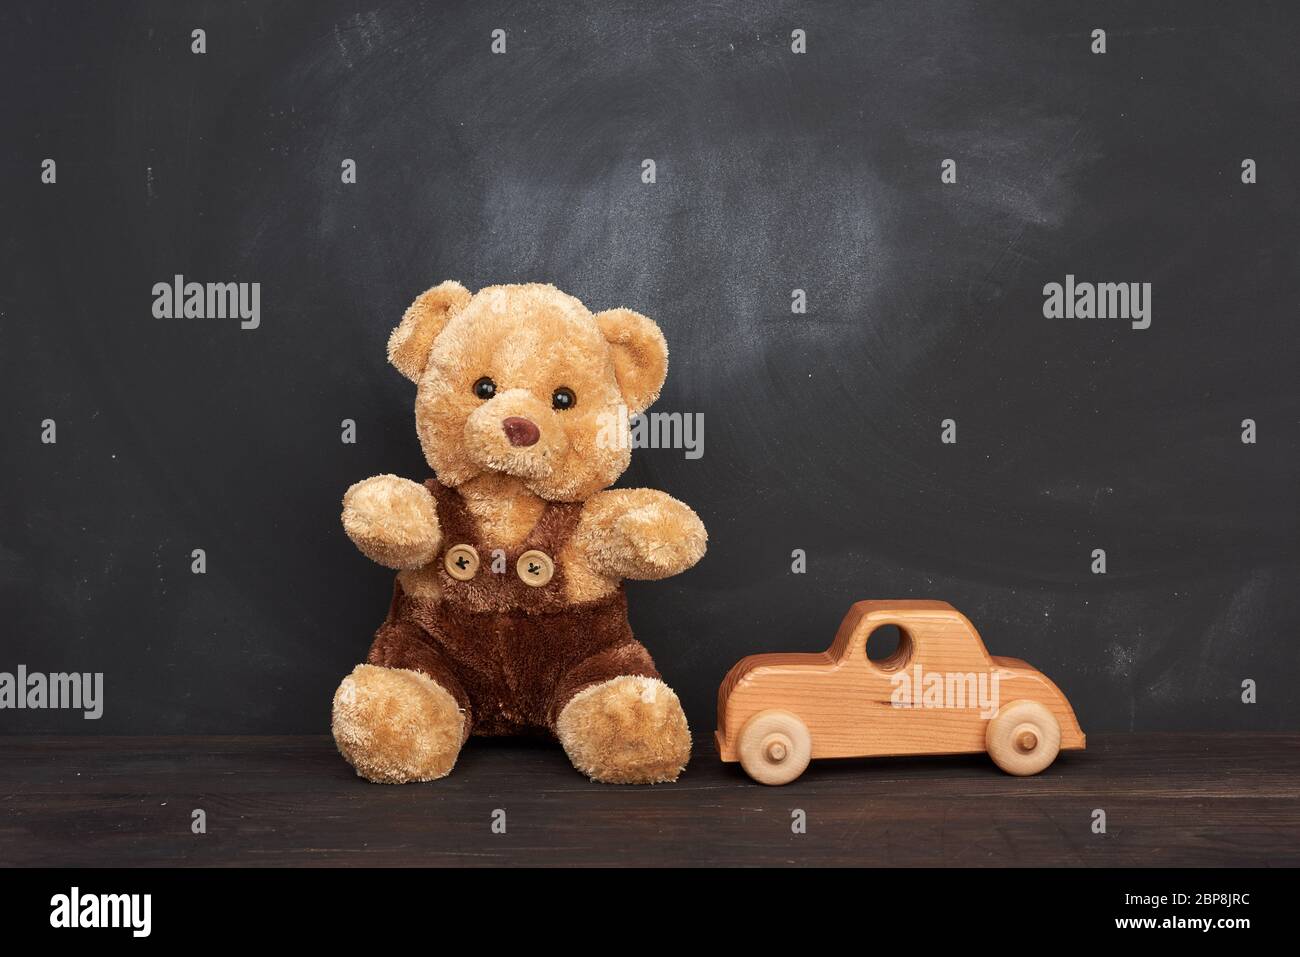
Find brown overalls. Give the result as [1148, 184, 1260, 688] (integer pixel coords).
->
[366, 480, 662, 739]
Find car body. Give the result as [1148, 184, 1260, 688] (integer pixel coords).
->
[716, 600, 1085, 783]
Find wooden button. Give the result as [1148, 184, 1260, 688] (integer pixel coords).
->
[443, 544, 480, 581]
[516, 549, 554, 587]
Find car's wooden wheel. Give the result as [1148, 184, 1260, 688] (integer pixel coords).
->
[737, 709, 812, 785]
[986, 700, 1061, 775]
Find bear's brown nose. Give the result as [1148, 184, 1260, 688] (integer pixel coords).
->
[502, 417, 540, 447]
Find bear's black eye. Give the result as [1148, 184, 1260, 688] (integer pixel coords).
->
[473, 377, 496, 400]
[552, 387, 576, 411]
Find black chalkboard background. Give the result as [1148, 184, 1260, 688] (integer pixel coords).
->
[2, 1, 1296, 736]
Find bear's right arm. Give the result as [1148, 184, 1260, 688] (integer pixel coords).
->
[341, 474, 441, 569]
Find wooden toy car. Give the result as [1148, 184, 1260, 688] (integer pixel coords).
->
[716, 600, 1085, 784]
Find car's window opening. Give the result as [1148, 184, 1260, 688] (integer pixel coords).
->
[865, 624, 913, 672]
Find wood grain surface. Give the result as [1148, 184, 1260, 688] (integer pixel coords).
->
[717, 601, 1085, 768]
[1, 733, 1295, 867]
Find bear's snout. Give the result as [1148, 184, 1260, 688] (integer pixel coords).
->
[502, 416, 541, 447]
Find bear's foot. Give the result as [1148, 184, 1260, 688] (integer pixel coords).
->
[556, 675, 691, 784]
[332, 664, 466, 783]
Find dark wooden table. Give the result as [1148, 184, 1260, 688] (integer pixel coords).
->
[1, 733, 1295, 866]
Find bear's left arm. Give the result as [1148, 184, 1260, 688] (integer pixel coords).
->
[571, 489, 707, 581]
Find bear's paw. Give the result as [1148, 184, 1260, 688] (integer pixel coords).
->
[556, 675, 691, 784]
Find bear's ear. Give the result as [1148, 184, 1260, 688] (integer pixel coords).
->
[387, 281, 473, 382]
[594, 307, 668, 415]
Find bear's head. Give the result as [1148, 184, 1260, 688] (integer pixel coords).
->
[387, 281, 668, 502]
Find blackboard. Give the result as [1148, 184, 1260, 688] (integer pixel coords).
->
[2, 0, 1296, 735]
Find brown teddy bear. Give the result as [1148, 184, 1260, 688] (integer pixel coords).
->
[331, 281, 707, 784]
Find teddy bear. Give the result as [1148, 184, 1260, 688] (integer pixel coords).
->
[331, 281, 707, 785]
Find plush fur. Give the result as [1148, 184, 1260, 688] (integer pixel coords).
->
[333, 282, 706, 784]
[332, 664, 466, 783]
[556, 676, 691, 784]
